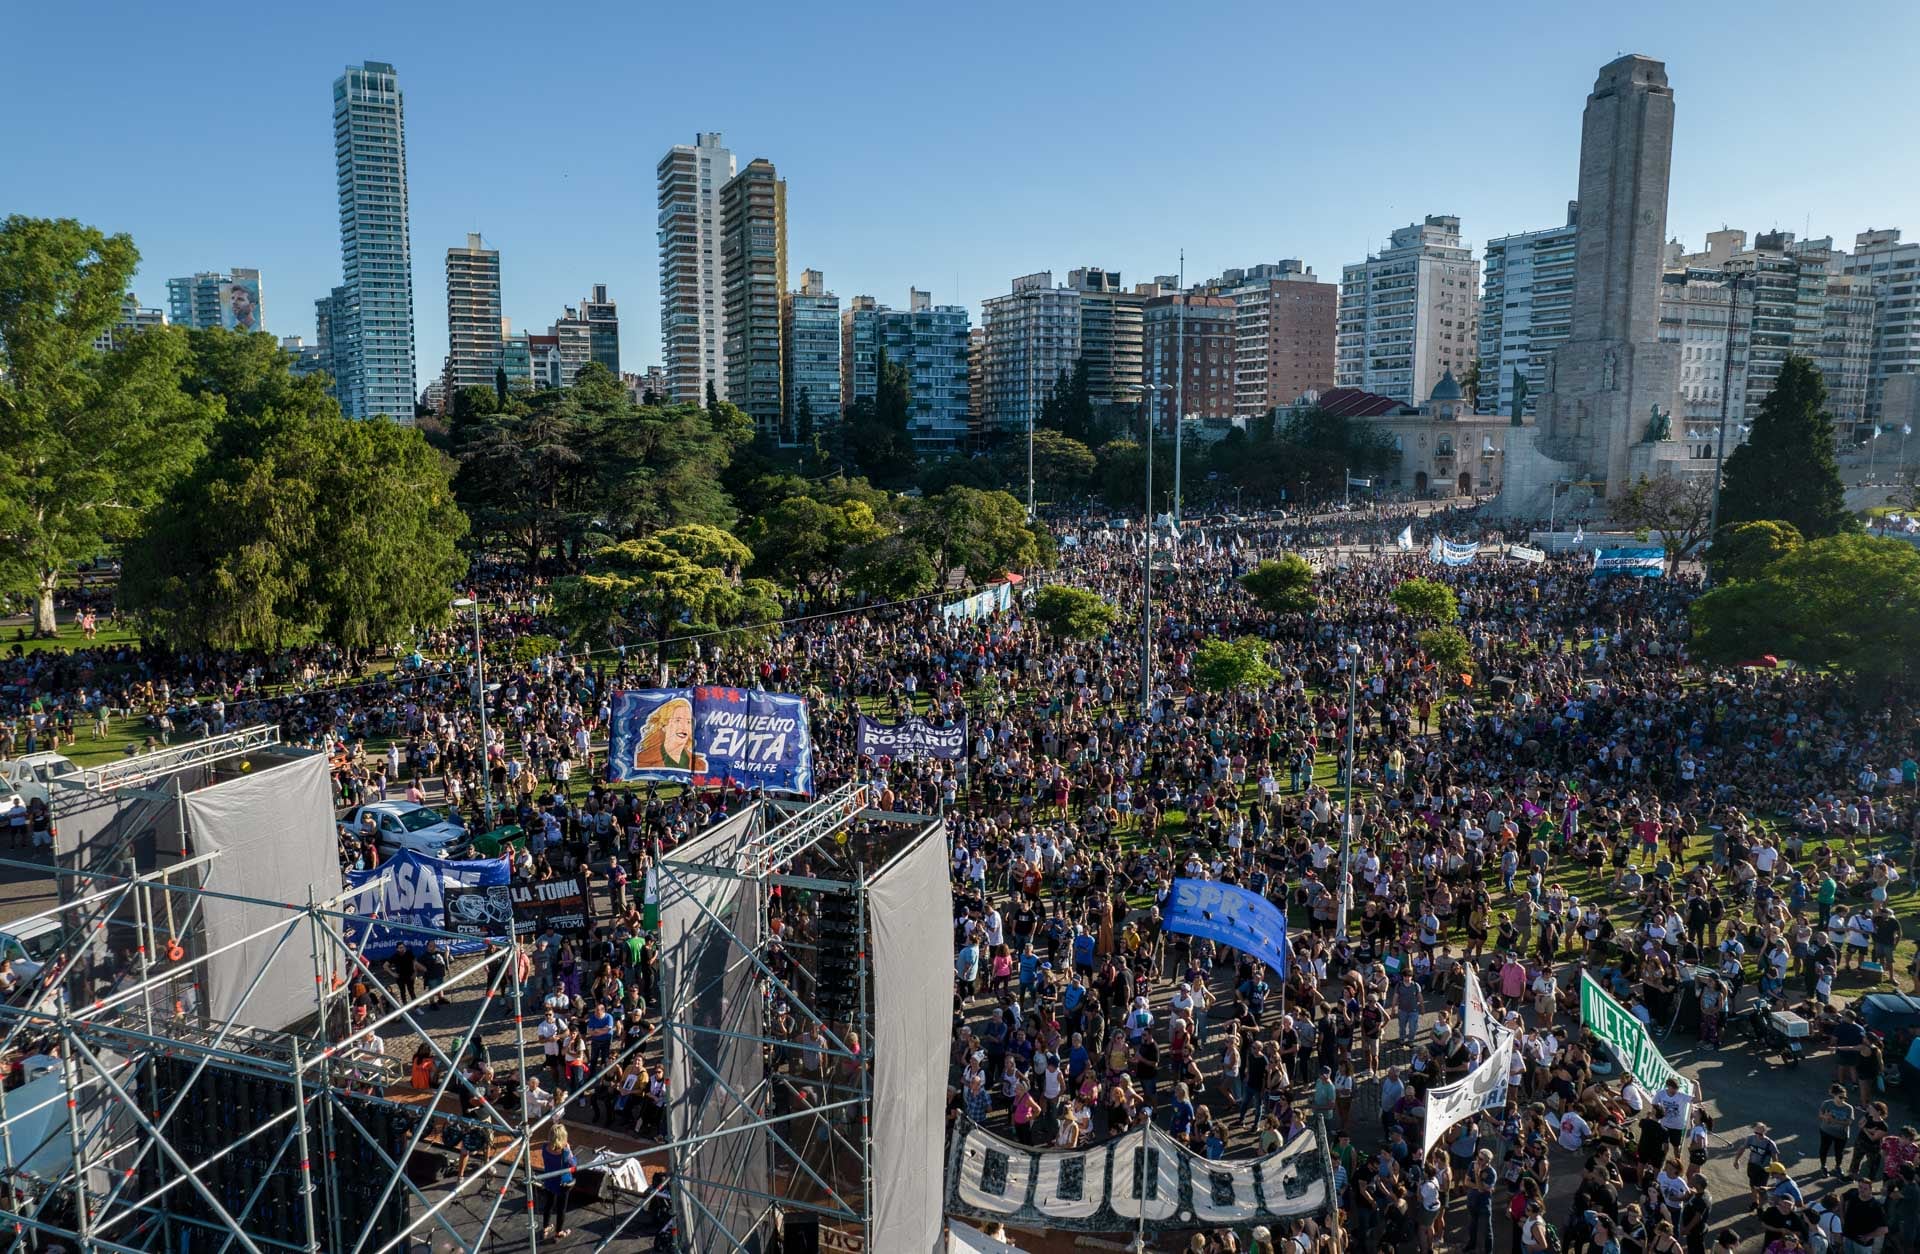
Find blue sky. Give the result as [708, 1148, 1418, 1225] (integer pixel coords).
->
[7, 0, 1916, 387]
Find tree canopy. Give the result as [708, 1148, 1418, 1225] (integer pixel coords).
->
[121, 331, 467, 652]
[1717, 354, 1854, 539]
[1240, 555, 1318, 614]
[907, 487, 1050, 584]
[0, 216, 219, 632]
[1390, 578, 1458, 624]
[1192, 637, 1278, 694]
[843, 347, 918, 488]
[1690, 533, 1920, 688]
[1614, 473, 1715, 571]
[1031, 584, 1118, 640]
[1707, 519, 1804, 584]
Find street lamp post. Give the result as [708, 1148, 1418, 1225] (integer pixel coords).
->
[452, 596, 493, 827]
[1706, 269, 1752, 547]
[1335, 642, 1360, 936]
[1129, 384, 1171, 718]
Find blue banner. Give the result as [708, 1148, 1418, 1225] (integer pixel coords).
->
[1164, 878, 1289, 978]
[340, 850, 511, 961]
[857, 713, 967, 761]
[1591, 547, 1666, 578]
[606, 687, 815, 794]
[1428, 538, 1480, 567]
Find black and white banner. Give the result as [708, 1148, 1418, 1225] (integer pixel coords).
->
[856, 713, 967, 761]
[509, 874, 594, 935]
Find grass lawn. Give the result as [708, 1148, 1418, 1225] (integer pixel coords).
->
[1, 620, 142, 657]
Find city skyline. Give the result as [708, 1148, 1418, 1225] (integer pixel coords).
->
[8, 0, 1918, 391]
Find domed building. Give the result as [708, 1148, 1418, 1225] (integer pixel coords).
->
[1296, 368, 1515, 498]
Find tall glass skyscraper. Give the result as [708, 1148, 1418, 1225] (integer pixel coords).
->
[332, 61, 416, 420]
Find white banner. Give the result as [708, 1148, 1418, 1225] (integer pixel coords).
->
[1429, 538, 1480, 567]
[1463, 963, 1493, 1047]
[1397, 525, 1414, 551]
[1422, 1027, 1514, 1158]
[1507, 544, 1546, 565]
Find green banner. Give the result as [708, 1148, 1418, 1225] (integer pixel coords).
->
[1579, 971, 1691, 1096]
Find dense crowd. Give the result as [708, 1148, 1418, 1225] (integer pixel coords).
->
[6, 497, 1920, 1253]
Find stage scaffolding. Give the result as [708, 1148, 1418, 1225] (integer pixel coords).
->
[652, 784, 949, 1253]
[0, 756, 949, 1254]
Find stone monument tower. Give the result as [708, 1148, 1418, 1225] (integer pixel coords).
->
[1499, 55, 1688, 514]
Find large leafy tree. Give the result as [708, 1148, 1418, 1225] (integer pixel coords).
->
[1240, 555, 1317, 614]
[908, 487, 1049, 584]
[1038, 358, 1099, 446]
[744, 496, 885, 599]
[554, 524, 776, 650]
[0, 217, 219, 632]
[1691, 534, 1920, 688]
[1031, 584, 1118, 640]
[1717, 354, 1854, 538]
[1027, 428, 1097, 500]
[121, 340, 468, 652]
[844, 348, 918, 488]
[1390, 578, 1458, 624]
[1706, 519, 1804, 584]
[1192, 637, 1278, 694]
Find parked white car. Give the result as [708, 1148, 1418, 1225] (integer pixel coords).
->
[0, 917, 66, 981]
[339, 802, 468, 857]
[0, 753, 82, 806]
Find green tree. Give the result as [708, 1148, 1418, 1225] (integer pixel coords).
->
[843, 533, 938, 600]
[1613, 473, 1715, 571]
[1028, 428, 1097, 499]
[743, 495, 886, 599]
[1031, 584, 1118, 640]
[555, 524, 760, 649]
[1717, 354, 1854, 538]
[1418, 626, 1474, 681]
[793, 387, 815, 446]
[845, 347, 918, 488]
[1706, 519, 1804, 584]
[1192, 637, 1278, 694]
[1039, 359, 1098, 446]
[122, 402, 468, 653]
[1691, 534, 1920, 688]
[909, 487, 1049, 583]
[0, 217, 219, 633]
[1240, 555, 1317, 614]
[1390, 577, 1458, 624]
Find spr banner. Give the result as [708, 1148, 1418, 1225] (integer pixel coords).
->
[1422, 1027, 1515, 1156]
[607, 687, 815, 794]
[1163, 878, 1288, 978]
[341, 850, 510, 960]
[509, 874, 594, 935]
[1507, 544, 1546, 565]
[1591, 547, 1666, 578]
[856, 713, 967, 761]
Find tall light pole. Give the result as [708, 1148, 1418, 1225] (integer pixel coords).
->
[1172, 250, 1186, 536]
[452, 597, 493, 827]
[1024, 288, 1038, 519]
[1129, 383, 1171, 717]
[1706, 268, 1752, 547]
[1334, 642, 1360, 936]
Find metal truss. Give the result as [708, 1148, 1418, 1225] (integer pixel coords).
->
[647, 792, 946, 1252]
[49, 725, 283, 817]
[0, 858, 695, 1254]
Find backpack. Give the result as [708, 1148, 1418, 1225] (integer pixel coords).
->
[1543, 1222, 1563, 1254]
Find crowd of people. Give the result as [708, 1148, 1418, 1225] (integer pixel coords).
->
[6, 495, 1920, 1252]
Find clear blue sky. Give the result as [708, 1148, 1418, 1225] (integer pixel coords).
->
[7, 0, 1916, 386]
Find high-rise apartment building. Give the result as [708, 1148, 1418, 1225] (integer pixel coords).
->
[622, 367, 671, 405]
[1658, 271, 1751, 458]
[1478, 206, 1578, 418]
[981, 272, 1080, 434]
[1065, 268, 1144, 407]
[967, 329, 986, 433]
[330, 61, 416, 421]
[719, 158, 787, 440]
[166, 269, 265, 332]
[1204, 261, 1338, 419]
[1142, 287, 1236, 430]
[313, 285, 351, 393]
[839, 290, 973, 449]
[1337, 215, 1479, 405]
[1814, 274, 1878, 439]
[548, 306, 594, 388]
[444, 234, 503, 396]
[784, 269, 841, 439]
[92, 293, 166, 351]
[580, 284, 620, 375]
[1843, 229, 1920, 425]
[657, 133, 735, 404]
